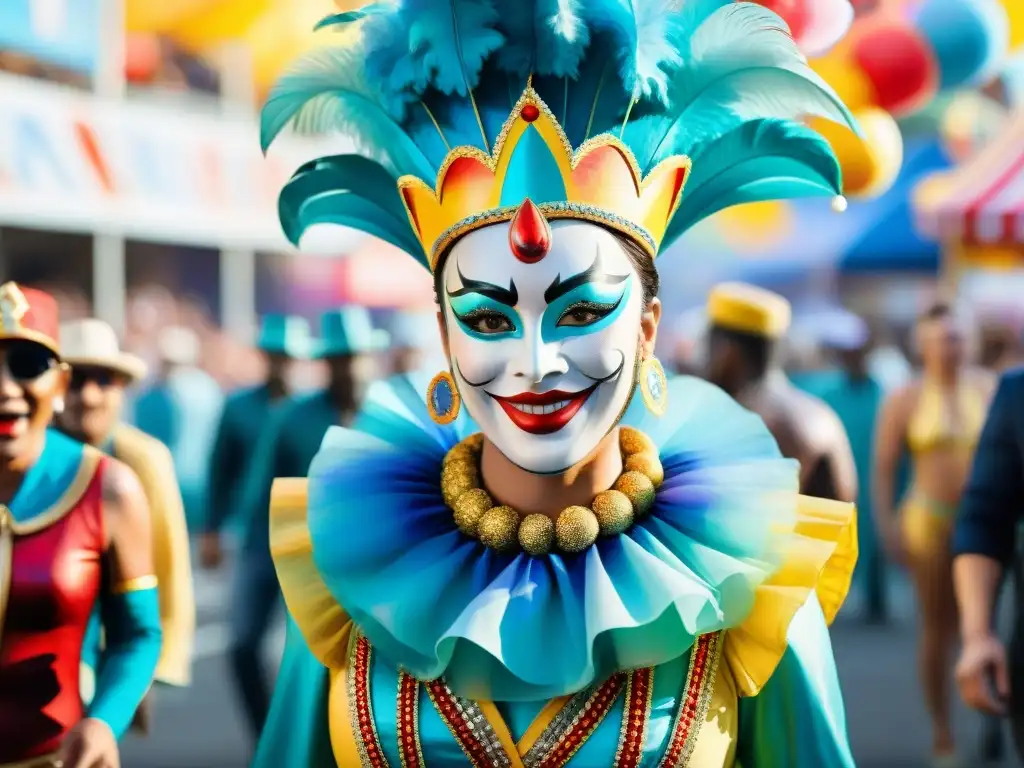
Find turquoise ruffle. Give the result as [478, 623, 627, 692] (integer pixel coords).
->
[307, 374, 801, 701]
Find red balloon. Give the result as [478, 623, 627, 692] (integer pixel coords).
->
[849, 21, 939, 116]
[754, 0, 812, 41]
[125, 34, 161, 83]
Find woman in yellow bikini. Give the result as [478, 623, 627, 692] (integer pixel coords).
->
[874, 300, 995, 767]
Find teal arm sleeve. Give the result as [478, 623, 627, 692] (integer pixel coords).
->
[736, 594, 856, 768]
[87, 586, 162, 738]
[253, 616, 336, 768]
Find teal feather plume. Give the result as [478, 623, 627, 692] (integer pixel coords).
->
[260, 47, 433, 180]
[663, 119, 841, 249]
[262, 0, 858, 266]
[313, 3, 392, 32]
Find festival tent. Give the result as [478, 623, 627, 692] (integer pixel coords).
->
[914, 109, 1024, 269]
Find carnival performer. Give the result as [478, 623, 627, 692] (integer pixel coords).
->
[54, 319, 194, 728]
[255, 1, 860, 765]
[228, 307, 384, 746]
[0, 283, 161, 767]
[705, 283, 858, 504]
[199, 314, 311, 567]
[874, 300, 994, 766]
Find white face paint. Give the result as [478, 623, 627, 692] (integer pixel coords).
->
[442, 220, 644, 474]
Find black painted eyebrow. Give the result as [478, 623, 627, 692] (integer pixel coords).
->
[447, 264, 519, 307]
[544, 255, 628, 305]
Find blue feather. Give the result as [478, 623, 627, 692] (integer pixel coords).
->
[314, 4, 392, 32]
[259, 47, 434, 181]
[663, 119, 841, 248]
[493, 0, 589, 77]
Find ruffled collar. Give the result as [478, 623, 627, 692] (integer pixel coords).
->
[306, 374, 802, 701]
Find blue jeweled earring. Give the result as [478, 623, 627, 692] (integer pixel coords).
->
[427, 371, 461, 425]
[639, 357, 668, 417]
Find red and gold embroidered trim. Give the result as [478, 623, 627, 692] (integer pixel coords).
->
[348, 635, 390, 768]
[522, 673, 626, 768]
[656, 632, 723, 768]
[613, 667, 655, 768]
[425, 678, 514, 768]
[397, 671, 425, 768]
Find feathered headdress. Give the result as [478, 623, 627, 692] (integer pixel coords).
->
[262, 0, 857, 272]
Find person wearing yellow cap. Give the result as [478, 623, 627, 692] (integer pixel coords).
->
[705, 283, 858, 505]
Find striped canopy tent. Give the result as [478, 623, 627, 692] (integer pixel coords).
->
[914, 110, 1024, 271]
[126, 0, 352, 92]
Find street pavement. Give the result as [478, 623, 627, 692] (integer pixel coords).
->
[118, 569, 1018, 768]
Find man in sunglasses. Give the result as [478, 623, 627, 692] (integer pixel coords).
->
[54, 318, 195, 727]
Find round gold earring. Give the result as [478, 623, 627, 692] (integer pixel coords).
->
[638, 357, 668, 417]
[426, 371, 461, 425]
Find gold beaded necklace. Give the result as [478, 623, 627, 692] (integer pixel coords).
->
[440, 428, 665, 556]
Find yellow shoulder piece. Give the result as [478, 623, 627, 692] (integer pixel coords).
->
[723, 494, 857, 697]
[270, 478, 353, 669]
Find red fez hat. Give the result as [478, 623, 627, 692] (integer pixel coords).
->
[0, 282, 60, 356]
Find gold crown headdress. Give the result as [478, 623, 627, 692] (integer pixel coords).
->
[262, 0, 856, 273]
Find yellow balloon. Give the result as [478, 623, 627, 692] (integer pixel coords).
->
[809, 107, 903, 199]
[1000, 0, 1024, 50]
[810, 48, 876, 112]
[714, 201, 795, 252]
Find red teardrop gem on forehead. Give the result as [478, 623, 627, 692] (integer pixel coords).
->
[509, 199, 552, 263]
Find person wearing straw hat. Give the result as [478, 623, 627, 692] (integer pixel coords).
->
[0, 283, 161, 767]
[199, 314, 313, 571]
[227, 306, 387, 746]
[54, 318, 195, 725]
[705, 282, 858, 505]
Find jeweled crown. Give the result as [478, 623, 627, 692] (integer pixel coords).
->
[399, 87, 692, 272]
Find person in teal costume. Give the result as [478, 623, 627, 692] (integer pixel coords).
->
[199, 314, 312, 561]
[253, 0, 863, 764]
[805, 317, 889, 624]
[226, 307, 387, 748]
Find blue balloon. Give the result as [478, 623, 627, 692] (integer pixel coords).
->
[915, 0, 1009, 89]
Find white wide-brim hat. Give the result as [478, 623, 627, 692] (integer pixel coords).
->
[60, 319, 148, 382]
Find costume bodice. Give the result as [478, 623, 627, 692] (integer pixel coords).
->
[326, 632, 737, 768]
[0, 436, 105, 762]
[906, 378, 987, 455]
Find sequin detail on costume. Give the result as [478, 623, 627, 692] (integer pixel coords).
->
[349, 636, 390, 767]
[397, 671, 425, 768]
[523, 673, 626, 768]
[425, 679, 514, 768]
[656, 633, 723, 768]
[613, 668, 654, 768]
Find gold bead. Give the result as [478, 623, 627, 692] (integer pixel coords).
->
[478, 505, 519, 552]
[518, 514, 555, 556]
[444, 444, 475, 467]
[441, 460, 478, 507]
[623, 452, 665, 487]
[619, 427, 656, 457]
[591, 490, 634, 536]
[556, 505, 600, 554]
[463, 432, 484, 451]
[452, 488, 492, 535]
[614, 471, 656, 517]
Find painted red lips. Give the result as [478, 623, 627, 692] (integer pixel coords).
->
[490, 385, 597, 435]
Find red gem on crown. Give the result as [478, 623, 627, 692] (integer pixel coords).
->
[509, 198, 552, 263]
[520, 104, 540, 122]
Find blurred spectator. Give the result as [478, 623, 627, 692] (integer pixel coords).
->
[131, 325, 224, 529]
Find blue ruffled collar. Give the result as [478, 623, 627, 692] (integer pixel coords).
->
[307, 374, 800, 701]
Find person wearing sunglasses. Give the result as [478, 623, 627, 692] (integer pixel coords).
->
[0, 283, 161, 768]
[54, 318, 194, 734]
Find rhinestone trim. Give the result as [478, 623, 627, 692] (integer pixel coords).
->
[397, 671, 425, 768]
[349, 635, 391, 768]
[656, 632, 723, 768]
[613, 667, 655, 768]
[425, 679, 514, 768]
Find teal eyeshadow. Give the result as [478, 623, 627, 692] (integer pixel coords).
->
[448, 293, 524, 340]
[541, 279, 632, 342]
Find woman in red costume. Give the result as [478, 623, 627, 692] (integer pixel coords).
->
[0, 282, 162, 768]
